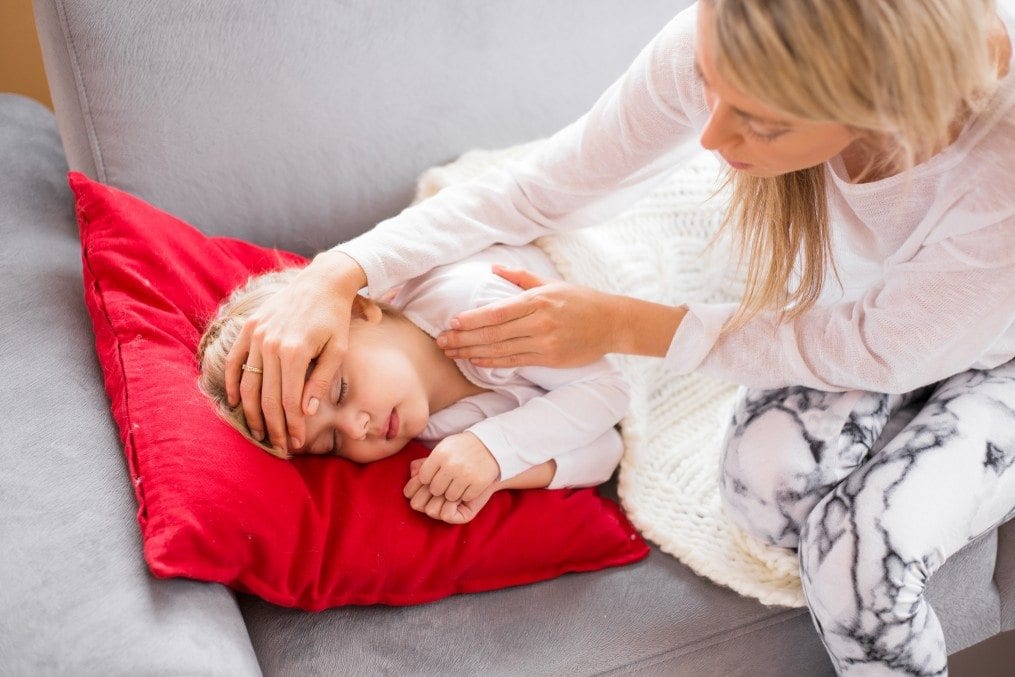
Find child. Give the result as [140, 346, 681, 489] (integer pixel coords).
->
[198, 243, 629, 524]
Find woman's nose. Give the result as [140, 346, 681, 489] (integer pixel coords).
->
[699, 101, 739, 152]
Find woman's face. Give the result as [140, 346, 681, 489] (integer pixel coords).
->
[695, 3, 858, 177]
[290, 318, 431, 462]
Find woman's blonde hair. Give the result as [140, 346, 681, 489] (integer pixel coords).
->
[197, 269, 302, 459]
[706, 0, 1001, 329]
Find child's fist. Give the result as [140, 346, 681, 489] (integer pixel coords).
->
[416, 432, 499, 502]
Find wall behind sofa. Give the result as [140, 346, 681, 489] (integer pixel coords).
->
[0, 0, 52, 108]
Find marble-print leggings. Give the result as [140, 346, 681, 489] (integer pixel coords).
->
[719, 359, 1015, 676]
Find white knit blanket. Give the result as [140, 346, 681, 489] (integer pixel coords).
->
[414, 143, 806, 608]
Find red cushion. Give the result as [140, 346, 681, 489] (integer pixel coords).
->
[71, 171, 647, 610]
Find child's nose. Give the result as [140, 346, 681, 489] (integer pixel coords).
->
[337, 410, 369, 440]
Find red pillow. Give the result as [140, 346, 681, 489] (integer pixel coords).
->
[71, 171, 647, 610]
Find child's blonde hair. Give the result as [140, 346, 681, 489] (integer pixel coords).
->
[707, 0, 1001, 330]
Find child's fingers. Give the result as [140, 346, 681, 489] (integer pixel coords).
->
[417, 457, 439, 485]
[425, 495, 446, 520]
[460, 481, 488, 503]
[409, 459, 424, 476]
[403, 475, 423, 499]
[444, 478, 469, 503]
[440, 500, 464, 524]
[428, 469, 453, 497]
[409, 485, 434, 512]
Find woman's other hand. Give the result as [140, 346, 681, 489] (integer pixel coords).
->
[224, 251, 367, 454]
[437, 266, 622, 369]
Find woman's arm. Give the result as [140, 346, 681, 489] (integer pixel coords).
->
[438, 266, 688, 367]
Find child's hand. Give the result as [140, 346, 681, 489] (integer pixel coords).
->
[414, 432, 500, 502]
[404, 459, 498, 525]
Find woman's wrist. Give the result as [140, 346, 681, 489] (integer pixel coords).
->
[309, 249, 368, 296]
[609, 293, 687, 358]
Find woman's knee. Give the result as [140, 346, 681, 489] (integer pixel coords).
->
[720, 385, 900, 548]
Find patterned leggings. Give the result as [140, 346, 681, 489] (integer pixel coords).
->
[719, 360, 1015, 676]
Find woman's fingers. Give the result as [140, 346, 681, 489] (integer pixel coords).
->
[225, 321, 254, 407]
[278, 345, 315, 449]
[492, 265, 550, 290]
[446, 334, 537, 360]
[258, 348, 291, 453]
[303, 340, 346, 417]
[445, 293, 534, 334]
[237, 349, 266, 441]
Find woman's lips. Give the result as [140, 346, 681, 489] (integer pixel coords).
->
[385, 410, 399, 440]
[720, 153, 752, 170]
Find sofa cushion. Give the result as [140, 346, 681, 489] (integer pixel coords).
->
[70, 170, 648, 611]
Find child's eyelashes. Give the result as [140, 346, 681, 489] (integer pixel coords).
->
[336, 377, 349, 404]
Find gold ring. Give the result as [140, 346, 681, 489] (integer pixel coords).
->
[241, 363, 263, 374]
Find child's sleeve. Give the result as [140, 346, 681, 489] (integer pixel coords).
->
[546, 428, 625, 490]
[333, 5, 705, 296]
[465, 360, 631, 484]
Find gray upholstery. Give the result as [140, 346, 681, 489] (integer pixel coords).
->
[6, 0, 1012, 672]
[34, 0, 683, 255]
[0, 94, 260, 676]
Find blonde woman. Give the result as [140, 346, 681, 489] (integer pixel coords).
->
[224, 1, 1014, 673]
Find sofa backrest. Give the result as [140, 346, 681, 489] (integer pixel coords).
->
[34, 0, 688, 254]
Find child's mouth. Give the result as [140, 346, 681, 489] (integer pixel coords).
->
[385, 409, 399, 440]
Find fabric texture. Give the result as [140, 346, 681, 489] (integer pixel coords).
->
[415, 142, 809, 606]
[70, 170, 648, 611]
[336, 2, 1015, 394]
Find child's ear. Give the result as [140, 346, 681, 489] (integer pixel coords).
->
[351, 294, 383, 324]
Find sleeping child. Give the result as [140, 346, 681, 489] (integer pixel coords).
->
[197, 243, 630, 524]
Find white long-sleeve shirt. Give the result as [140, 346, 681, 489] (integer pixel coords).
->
[338, 3, 1015, 394]
[392, 244, 629, 488]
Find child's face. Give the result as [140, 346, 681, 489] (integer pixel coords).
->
[291, 317, 430, 462]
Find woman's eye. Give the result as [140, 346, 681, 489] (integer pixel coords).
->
[745, 123, 789, 142]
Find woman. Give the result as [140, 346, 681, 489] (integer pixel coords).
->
[225, 1, 1014, 673]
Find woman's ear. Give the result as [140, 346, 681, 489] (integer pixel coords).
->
[351, 294, 383, 324]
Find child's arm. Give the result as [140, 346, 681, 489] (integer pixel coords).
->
[404, 427, 622, 525]
[417, 360, 630, 501]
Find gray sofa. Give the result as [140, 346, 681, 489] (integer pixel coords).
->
[2, 1, 1012, 674]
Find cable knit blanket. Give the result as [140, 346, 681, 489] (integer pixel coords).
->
[414, 143, 806, 608]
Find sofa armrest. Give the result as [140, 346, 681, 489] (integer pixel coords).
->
[0, 93, 260, 676]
